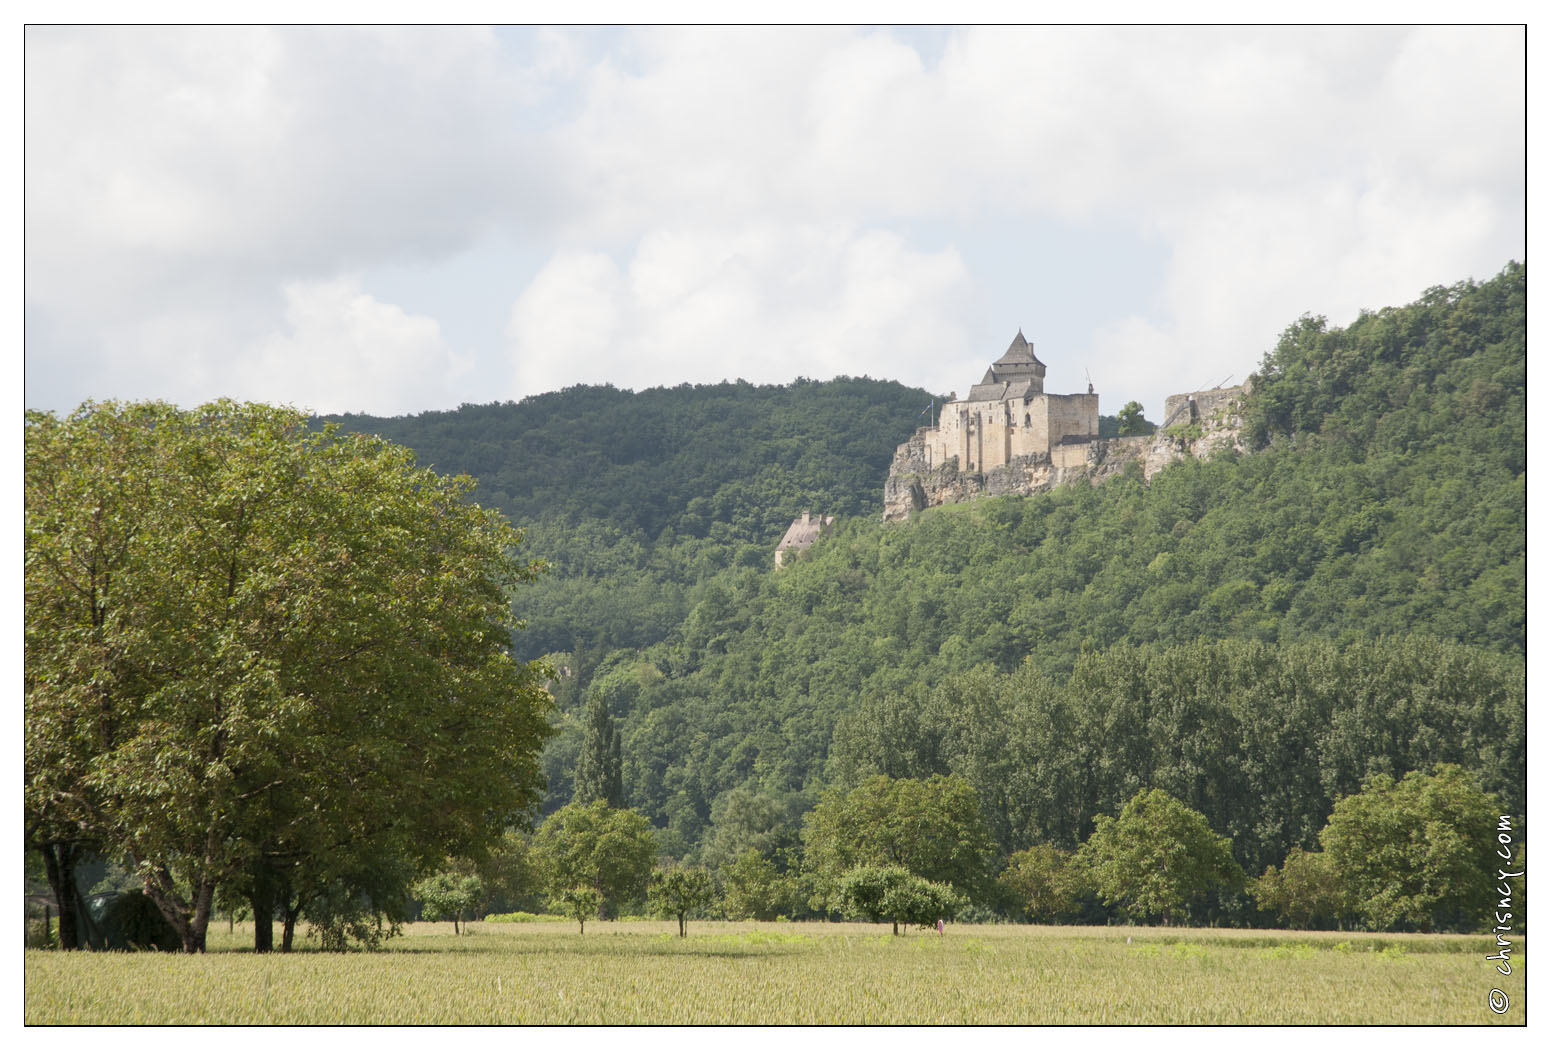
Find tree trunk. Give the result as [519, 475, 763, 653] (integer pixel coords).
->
[281, 892, 302, 953]
[250, 870, 275, 953]
[678, 913, 686, 938]
[38, 842, 82, 951]
[187, 878, 215, 953]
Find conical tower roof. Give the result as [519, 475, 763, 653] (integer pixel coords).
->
[993, 328, 1045, 368]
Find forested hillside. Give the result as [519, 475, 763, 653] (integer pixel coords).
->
[332, 376, 940, 658]
[330, 262, 1525, 889]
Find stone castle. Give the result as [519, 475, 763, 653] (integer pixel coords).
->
[883, 331, 1250, 522]
[913, 329, 1100, 475]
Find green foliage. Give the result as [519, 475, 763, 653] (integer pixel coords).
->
[721, 848, 806, 921]
[838, 865, 961, 935]
[1318, 765, 1503, 932]
[328, 377, 942, 663]
[302, 875, 406, 952]
[573, 690, 624, 807]
[1114, 400, 1155, 436]
[1078, 789, 1243, 926]
[829, 637, 1523, 883]
[999, 846, 1082, 923]
[555, 886, 602, 935]
[412, 869, 486, 934]
[532, 801, 657, 918]
[483, 910, 568, 923]
[1251, 848, 1352, 930]
[698, 787, 803, 873]
[477, 829, 545, 916]
[647, 866, 716, 936]
[24, 400, 555, 952]
[802, 775, 995, 908]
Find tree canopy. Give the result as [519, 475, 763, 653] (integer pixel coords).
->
[838, 865, 961, 935]
[1078, 789, 1243, 926]
[25, 400, 554, 951]
[532, 801, 657, 919]
[1318, 765, 1503, 932]
[802, 774, 995, 907]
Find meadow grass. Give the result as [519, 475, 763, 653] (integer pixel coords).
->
[24, 920, 1525, 1025]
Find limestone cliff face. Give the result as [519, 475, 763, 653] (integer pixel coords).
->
[882, 383, 1249, 522]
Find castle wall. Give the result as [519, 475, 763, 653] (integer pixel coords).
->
[915, 391, 1097, 476]
[1044, 392, 1099, 446]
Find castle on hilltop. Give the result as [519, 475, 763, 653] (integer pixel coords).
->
[916, 329, 1099, 473]
[883, 330, 1250, 522]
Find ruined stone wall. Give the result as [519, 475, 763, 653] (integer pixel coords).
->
[1162, 382, 1250, 432]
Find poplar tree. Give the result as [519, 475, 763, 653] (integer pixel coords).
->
[573, 690, 624, 808]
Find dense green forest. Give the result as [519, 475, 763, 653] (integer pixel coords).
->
[333, 376, 941, 658]
[328, 262, 1525, 901]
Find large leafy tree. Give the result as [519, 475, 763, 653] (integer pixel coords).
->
[1318, 765, 1502, 932]
[802, 774, 995, 908]
[1078, 788, 1242, 925]
[25, 400, 555, 952]
[532, 800, 657, 918]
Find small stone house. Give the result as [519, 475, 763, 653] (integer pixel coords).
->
[774, 511, 835, 568]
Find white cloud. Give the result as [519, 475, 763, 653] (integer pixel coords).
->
[240, 278, 470, 416]
[23, 25, 1525, 418]
[506, 225, 972, 396]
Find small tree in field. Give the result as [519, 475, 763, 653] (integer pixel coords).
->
[648, 867, 716, 937]
[557, 886, 602, 935]
[802, 774, 995, 911]
[413, 870, 485, 934]
[532, 801, 656, 919]
[839, 865, 961, 936]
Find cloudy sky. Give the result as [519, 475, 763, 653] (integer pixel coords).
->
[24, 25, 1526, 423]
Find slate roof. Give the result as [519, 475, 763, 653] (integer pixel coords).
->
[994, 329, 1046, 369]
[963, 330, 1046, 403]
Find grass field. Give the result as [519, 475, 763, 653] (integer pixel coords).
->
[23, 920, 1526, 1025]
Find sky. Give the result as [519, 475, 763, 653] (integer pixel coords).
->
[23, 24, 1528, 424]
